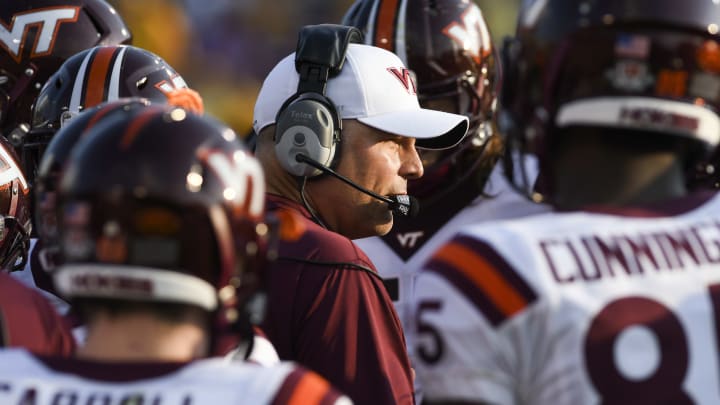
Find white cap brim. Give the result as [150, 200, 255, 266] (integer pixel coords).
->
[358, 108, 468, 149]
[254, 44, 470, 150]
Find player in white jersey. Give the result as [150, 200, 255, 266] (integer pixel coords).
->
[0, 103, 349, 404]
[410, 0, 720, 403]
[416, 195, 720, 403]
[343, 0, 548, 397]
[0, 349, 349, 404]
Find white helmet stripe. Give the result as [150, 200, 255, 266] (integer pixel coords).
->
[69, 48, 95, 114]
[107, 45, 128, 101]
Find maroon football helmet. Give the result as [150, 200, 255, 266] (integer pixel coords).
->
[0, 0, 131, 157]
[53, 104, 271, 355]
[0, 136, 32, 272]
[501, 0, 720, 200]
[343, 0, 499, 201]
[27, 44, 204, 186]
[34, 98, 151, 266]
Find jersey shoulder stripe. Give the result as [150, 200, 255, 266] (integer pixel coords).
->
[271, 367, 338, 405]
[425, 234, 538, 327]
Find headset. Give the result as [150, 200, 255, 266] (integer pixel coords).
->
[273, 24, 418, 218]
[274, 24, 363, 178]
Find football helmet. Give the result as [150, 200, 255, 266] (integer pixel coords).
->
[501, 0, 720, 200]
[0, 136, 31, 272]
[53, 104, 271, 355]
[34, 98, 151, 269]
[343, 0, 499, 200]
[0, 0, 132, 156]
[27, 44, 204, 186]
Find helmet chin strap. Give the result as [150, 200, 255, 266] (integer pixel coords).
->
[2, 63, 37, 145]
[7, 62, 37, 105]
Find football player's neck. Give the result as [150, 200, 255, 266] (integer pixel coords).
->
[77, 311, 209, 363]
[550, 131, 688, 210]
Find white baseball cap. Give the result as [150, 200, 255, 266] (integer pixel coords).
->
[253, 43, 469, 150]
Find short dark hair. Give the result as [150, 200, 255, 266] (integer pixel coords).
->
[74, 298, 211, 326]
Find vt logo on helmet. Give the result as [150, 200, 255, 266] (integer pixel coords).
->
[25, 44, 203, 189]
[0, 7, 80, 62]
[0, 0, 132, 165]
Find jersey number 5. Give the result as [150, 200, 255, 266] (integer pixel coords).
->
[416, 300, 445, 364]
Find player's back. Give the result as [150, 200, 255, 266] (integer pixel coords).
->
[0, 348, 350, 404]
[413, 191, 720, 404]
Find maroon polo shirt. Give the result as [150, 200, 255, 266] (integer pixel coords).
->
[0, 272, 75, 355]
[263, 194, 415, 405]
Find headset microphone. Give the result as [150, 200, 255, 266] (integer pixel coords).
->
[296, 153, 419, 217]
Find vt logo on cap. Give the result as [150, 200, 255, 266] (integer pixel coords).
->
[254, 43, 469, 150]
[387, 67, 417, 95]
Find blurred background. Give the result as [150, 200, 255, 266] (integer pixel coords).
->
[107, 0, 521, 137]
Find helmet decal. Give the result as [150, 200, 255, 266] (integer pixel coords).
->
[0, 6, 80, 62]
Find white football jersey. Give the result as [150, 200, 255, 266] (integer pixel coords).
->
[355, 164, 549, 343]
[225, 332, 281, 366]
[412, 191, 720, 404]
[0, 349, 351, 404]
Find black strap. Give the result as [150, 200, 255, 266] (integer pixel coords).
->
[294, 24, 364, 95]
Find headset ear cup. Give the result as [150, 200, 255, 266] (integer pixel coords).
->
[274, 95, 339, 177]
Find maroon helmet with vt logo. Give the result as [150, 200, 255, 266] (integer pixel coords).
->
[0, 0, 131, 173]
[343, 0, 500, 202]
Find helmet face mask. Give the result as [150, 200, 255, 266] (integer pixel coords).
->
[0, 136, 33, 272]
[343, 0, 500, 201]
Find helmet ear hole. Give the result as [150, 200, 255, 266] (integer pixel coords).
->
[136, 77, 149, 91]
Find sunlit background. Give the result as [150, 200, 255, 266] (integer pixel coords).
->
[107, 0, 521, 138]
